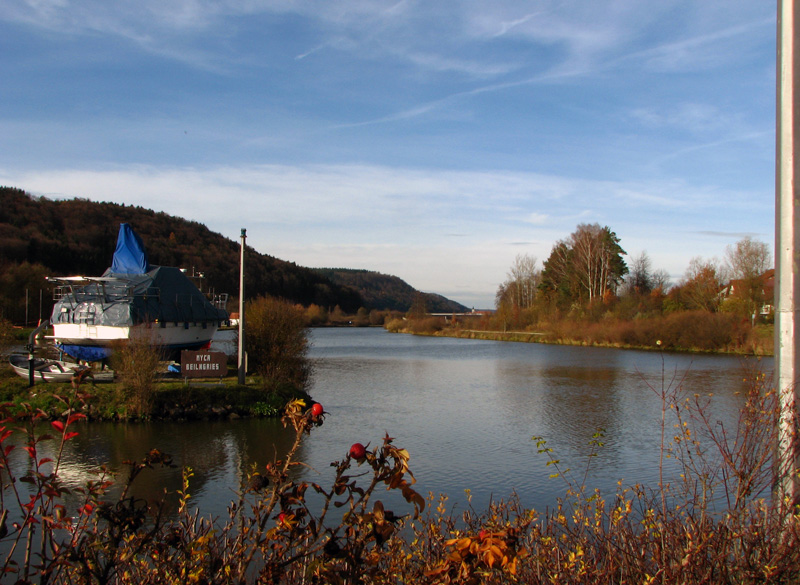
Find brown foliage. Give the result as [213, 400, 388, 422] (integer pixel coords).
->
[246, 296, 311, 391]
[536, 311, 761, 353]
[110, 332, 164, 417]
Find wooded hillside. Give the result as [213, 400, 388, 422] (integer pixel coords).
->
[0, 187, 462, 323]
[313, 268, 468, 313]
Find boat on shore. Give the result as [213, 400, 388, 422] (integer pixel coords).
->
[47, 223, 229, 362]
[8, 354, 114, 383]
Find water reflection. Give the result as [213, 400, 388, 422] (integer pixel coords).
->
[25, 418, 303, 518]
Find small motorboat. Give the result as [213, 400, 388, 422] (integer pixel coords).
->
[9, 354, 85, 383]
[8, 354, 113, 384]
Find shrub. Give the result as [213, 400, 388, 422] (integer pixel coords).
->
[408, 316, 445, 334]
[384, 318, 406, 332]
[659, 310, 747, 351]
[0, 397, 426, 584]
[110, 332, 163, 417]
[246, 296, 311, 392]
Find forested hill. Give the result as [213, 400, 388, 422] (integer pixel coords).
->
[0, 188, 366, 321]
[312, 268, 468, 313]
[0, 188, 467, 323]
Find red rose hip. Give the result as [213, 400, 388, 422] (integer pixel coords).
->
[310, 403, 323, 417]
[349, 442, 367, 460]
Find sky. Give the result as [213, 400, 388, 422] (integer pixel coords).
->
[0, 1, 777, 309]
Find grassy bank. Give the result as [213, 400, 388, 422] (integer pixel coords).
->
[388, 311, 775, 356]
[0, 365, 310, 422]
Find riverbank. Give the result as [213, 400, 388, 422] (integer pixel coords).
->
[421, 327, 774, 356]
[387, 311, 775, 356]
[0, 365, 310, 422]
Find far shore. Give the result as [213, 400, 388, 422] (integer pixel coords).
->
[390, 326, 776, 357]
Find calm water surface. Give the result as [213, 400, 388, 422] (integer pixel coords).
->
[22, 328, 773, 519]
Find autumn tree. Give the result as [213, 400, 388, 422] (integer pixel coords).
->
[246, 296, 311, 392]
[723, 237, 773, 317]
[670, 257, 725, 312]
[539, 224, 627, 311]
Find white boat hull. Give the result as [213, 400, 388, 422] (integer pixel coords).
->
[52, 321, 219, 350]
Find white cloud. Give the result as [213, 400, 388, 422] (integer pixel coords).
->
[525, 213, 549, 225]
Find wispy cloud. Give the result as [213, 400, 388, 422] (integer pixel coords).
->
[0, 1, 778, 306]
[618, 16, 776, 73]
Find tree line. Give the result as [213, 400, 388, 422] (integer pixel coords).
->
[0, 188, 366, 324]
[490, 223, 773, 352]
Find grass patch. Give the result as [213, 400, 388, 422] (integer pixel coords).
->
[0, 364, 308, 421]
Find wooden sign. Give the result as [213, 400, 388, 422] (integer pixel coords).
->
[181, 350, 227, 378]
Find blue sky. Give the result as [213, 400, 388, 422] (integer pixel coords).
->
[0, 1, 776, 308]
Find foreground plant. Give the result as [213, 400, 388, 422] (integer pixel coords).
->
[1, 372, 799, 584]
[0, 397, 426, 584]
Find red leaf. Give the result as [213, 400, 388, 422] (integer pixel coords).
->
[51, 421, 65, 433]
[64, 432, 79, 441]
[38, 458, 53, 466]
[66, 413, 86, 426]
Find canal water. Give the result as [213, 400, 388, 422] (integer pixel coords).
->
[13, 328, 773, 520]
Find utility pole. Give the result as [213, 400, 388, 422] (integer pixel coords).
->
[776, 0, 800, 505]
[238, 229, 247, 385]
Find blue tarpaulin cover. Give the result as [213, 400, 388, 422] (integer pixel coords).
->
[58, 344, 113, 363]
[110, 223, 151, 274]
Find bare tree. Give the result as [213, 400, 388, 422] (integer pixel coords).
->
[501, 253, 540, 310]
[651, 269, 672, 293]
[725, 237, 772, 282]
[624, 251, 654, 295]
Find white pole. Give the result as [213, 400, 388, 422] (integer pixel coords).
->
[238, 228, 247, 385]
[776, 0, 800, 505]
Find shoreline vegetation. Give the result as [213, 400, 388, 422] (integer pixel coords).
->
[1, 369, 798, 583]
[384, 315, 774, 357]
[0, 306, 773, 424]
[0, 297, 313, 422]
